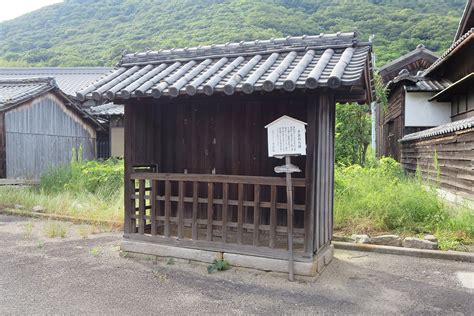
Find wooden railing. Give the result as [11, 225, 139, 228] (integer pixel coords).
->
[127, 173, 307, 252]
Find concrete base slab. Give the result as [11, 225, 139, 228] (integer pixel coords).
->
[121, 239, 334, 278]
[121, 240, 223, 263]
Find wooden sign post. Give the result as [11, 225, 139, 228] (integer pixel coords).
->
[265, 116, 307, 281]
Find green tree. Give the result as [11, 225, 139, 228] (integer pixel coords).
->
[335, 103, 371, 166]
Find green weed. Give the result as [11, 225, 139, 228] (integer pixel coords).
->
[43, 221, 67, 238]
[90, 247, 101, 257]
[23, 221, 34, 239]
[207, 259, 230, 273]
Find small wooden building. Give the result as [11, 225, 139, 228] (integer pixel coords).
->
[88, 103, 125, 157]
[0, 78, 102, 179]
[0, 67, 115, 159]
[78, 32, 374, 275]
[400, 0, 474, 203]
[376, 45, 445, 160]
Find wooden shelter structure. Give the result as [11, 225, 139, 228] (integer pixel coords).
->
[0, 78, 102, 179]
[78, 32, 374, 275]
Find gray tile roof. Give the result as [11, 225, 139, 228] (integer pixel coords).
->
[429, 73, 474, 101]
[386, 69, 451, 92]
[405, 78, 452, 92]
[87, 103, 124, 116]
[378, 44, 438, 83]
[400, 116, 474, 143]
[0, 67, 113, 97]
[0, 78, 56, 110]
[77, 32, 372, 101]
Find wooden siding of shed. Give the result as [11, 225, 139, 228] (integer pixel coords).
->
[378, 86, 405, 160]
[5, 92, 96, 179]
[401, 129, 474, 200]
[0, 112, 5, 178]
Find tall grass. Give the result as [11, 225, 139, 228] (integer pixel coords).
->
[0, 147, 124, 224]
[334, 157, 474, 249]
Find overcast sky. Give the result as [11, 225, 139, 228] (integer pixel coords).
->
[0, 0, 63, 22]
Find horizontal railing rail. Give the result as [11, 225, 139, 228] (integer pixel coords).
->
[127, 172, 307, 255]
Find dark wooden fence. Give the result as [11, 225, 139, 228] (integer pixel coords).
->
[401, 130, 474, 200]
[126, 172, 310, 259]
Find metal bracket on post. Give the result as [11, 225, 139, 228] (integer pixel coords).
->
[274, 155, 301, 281]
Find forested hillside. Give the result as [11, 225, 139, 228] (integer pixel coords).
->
[0, 0, 465, 67]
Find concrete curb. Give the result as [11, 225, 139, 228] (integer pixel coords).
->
[0, 208, 122, 229]
[333, 241, 474, 263]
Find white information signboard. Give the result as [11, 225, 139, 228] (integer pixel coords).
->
[265, 115, 307, 158]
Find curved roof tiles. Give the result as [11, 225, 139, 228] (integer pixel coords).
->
[400, 117, 474, 142]
[77, 32, 372, 102]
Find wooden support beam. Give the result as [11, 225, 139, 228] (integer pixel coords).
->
[164, 180, 171, 237]
[192, 181, 198, 240]
[237, 183, 244, 244]
[177, 180, 184, 239]
[222, 182, 229, 243]
[207, 182, 214, 241]
[150, 180, 158, 235]
[253, 184, 260, 246]
[269, 185, 277, 248]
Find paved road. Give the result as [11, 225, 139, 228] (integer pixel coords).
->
[0, 214, 473, 314]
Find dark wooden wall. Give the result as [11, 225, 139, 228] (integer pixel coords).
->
[124, 92, 308, 178]
[0, 112, 6, 178]
[124, 90, 335, 254]
[401, 129, 474, 201]
[377, 86, 404, 160]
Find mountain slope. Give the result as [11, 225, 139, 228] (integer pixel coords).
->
[0, 0, 465, 67]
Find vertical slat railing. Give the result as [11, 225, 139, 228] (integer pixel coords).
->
[178, 181, 184, 239]
[150, 180, 158, 235]
[253, 184, 260, 246]
[138, 179, 145, 234]
[129, 173, 307, 253]
[269, 185, 277, 248]
[164, 180, 171, 237]
[129, 179, 137, 233]
[192, 181, 198, 240]
[207, 182, 214, 241]
[237, 183, 244, 244]
[222, 182, 229, 243]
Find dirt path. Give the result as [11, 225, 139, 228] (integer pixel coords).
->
[0, 214, 472, 314]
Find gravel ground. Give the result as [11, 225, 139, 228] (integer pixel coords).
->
[0, 214, 473, 315]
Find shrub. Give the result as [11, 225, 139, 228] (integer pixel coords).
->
[40, 147, 124, 201]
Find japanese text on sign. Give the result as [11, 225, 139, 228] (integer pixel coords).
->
[265, 115, 307, 157]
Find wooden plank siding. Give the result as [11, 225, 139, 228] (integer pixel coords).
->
[4, 92, 96, 179]
[123, 90, 336, 258]
[400, 129, 474, 200]
[0, 112, 6, 178]
[377, 86, 405, 160]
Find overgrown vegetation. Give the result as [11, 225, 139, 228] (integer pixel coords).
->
[0, 148, 124, 225]
[0, 0, 464, 67]
[334, 157, 474, 250]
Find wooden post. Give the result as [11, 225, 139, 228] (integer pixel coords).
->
[285, 155, 295, 282]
